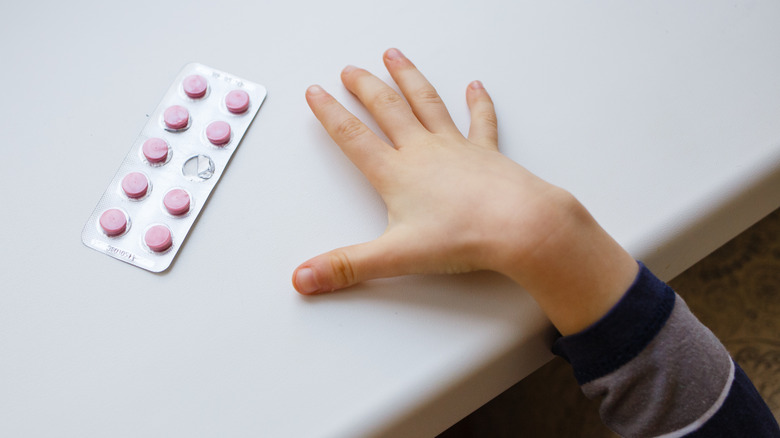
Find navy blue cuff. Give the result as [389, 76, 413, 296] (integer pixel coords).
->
[551, 262, 675, 385]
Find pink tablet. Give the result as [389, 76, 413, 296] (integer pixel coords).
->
[182, 75, 208, 98]
[121, 172, 149, 199]
[145, 225, 172, 252]
[225, 90, 250, 114]
[163, 189, 190, 216]
[206, 121, 231, 145]
[142, 137, 169, 163]
[164, 105, 189, 130]
[99, 209, 127, 236]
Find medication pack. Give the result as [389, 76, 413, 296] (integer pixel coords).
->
[82, 63, 266, 272]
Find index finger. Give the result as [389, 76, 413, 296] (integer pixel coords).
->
[305, 85, 394, 179]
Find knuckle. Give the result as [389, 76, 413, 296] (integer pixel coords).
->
[329, 251, 357, 286]
[415, 87, 443, 105]
[335, 117, 368, 142]
[373, 89, 405, 108]
[479, 111, 498, 130]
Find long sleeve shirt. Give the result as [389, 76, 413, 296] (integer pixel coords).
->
[552, 262, 780, 437]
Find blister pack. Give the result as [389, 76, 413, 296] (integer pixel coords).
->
[82, 63, 266, 272]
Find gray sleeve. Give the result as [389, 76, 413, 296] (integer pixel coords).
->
[580, 295, 733, 437]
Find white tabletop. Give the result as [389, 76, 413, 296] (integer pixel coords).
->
[2, 1, 780, 437]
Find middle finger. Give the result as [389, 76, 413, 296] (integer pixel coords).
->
[383, 48, 459, 136]
[341, 65, 428, 147]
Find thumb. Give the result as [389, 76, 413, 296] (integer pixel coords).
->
[292, 236, 402, 295]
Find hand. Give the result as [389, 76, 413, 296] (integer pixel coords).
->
[293, 48, 638, 335]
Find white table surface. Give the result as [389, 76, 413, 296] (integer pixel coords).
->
[2, 1, 779, 437]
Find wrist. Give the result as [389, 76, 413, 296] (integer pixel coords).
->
[498, 190, 639, 335]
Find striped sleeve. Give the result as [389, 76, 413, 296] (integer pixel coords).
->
[552, 262, 780, 437]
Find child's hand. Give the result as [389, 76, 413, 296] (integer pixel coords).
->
[293, 48, 638, 335]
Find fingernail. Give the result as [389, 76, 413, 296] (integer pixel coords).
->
[342, 65, 357, 74]
[307, 85, 325, 95]
[469, 80, 484, 90]
[295, 268, 321, 294]
[386, 48, 404, 60]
